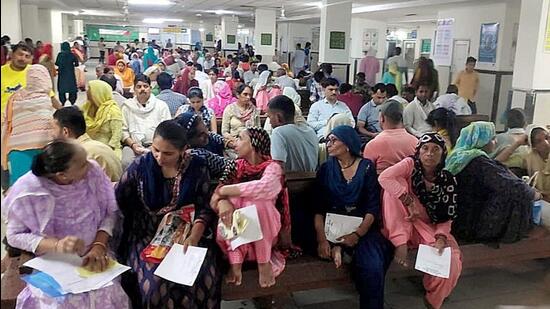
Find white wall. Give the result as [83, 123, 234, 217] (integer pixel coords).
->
[350, 17, 386, 59]
[37, 9, 53, 42]
[254, 9, 276, 57]
[277, 23, 316, 53]
[21, 4, 40, 41]
[1, 0, 22, 43]
[414, 23, 436, 59]
[319, 0, 352, 64]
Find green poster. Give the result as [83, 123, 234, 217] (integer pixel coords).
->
[421, 39, 432, 53]
[206, 34, 214, 42]
[329, 31, 345, 50]
[260, 33, 272, 46]
[227, 35, 236, 44]
[85, 24, 139, 42]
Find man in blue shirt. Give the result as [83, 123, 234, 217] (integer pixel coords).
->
[307, 78, 355, 140]
[155, 72, 188, 117]
[357, 83, 387, 141]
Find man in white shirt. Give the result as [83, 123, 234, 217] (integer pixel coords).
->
[120, 75, 171, 169]
[268, 95, 318, 172]
[243, 61, 259, 86]
[403, 83, 435, 137]
[203, 53, 215, 70]
[292, 43, 307, 76]
[433, 84, 472, 115]
[387, 47, 408, 83]
[275, 68, 296, 90]
[307, 78, 355, 140]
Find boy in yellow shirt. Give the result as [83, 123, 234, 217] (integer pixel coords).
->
[454, 56, 479, 114]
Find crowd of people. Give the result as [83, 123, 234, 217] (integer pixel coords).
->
[1, 35, 549, 309]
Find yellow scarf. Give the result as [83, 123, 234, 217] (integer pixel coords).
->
[388, 62, 402, 94]
[82, 80, 123, 137]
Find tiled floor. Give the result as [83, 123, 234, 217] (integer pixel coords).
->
[222, 259, 550, 309]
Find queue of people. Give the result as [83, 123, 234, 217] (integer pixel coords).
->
[1, 36, 548, 309]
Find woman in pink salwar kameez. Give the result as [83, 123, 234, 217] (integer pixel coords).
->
[4, 140, 129, 309]
[379, 133, 462, 309]
[212, 127, 290, 288]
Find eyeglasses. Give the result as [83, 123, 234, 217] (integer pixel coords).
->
[325, 136, 339, 145]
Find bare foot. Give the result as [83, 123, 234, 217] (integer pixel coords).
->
[226, 263, 242, 286]
[394, 244, 409, 267]
[332, 246, 342, 268]
[258, 262, 275, 288]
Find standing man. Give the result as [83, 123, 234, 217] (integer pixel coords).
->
[304, 42, 312, 69]
[358, 48, 379, 87]
[243, 61, 259, 86]
[357, 83, 387, 141]
[403, 83, 435, 137]
[307, 78, 355, 140]
[98, 37, 106, 64]
[138, 38, 148, 50]
[386, 47, 408, 84]
[454, 56, 479, 114]
[165, 38, 174, 50]
[292, 43, 307, 76]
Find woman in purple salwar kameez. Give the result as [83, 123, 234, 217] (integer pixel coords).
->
[4, 140, 130, 309]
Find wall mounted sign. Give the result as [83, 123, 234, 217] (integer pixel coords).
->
[329, 31, 345, 50]
[433, 18, 454, 66]
[260, 33, 272, 46]
[362, 29, 378, 51]
[227, 34, 236, 44]
[478, 22, 499, 64]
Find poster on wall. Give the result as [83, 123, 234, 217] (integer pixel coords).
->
[205, 34, 214, 42]
[227, 35, 236, 44]
[362, 28, 378, 52]
[478, 23, 499, 64]
[260, 33, 272, 46]
[329, 31, 346, 50]
[433, 18, 454, 66]
[86, 24, 139, 42]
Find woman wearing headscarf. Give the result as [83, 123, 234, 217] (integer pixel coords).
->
[116, 120, 221, 308]
[1, 65, 55, 186]
[221, 84, 261, 146]
[173, 67, 199, 96]
[56, 41, 79, 105]
[142, 46, 158, 70]
[446, 121, 538, 243]
[207, 81, 237, 117]
[254, 71, 272, 113]
[412, 57, 437, 98]
[143, 64, 161, 96]
[129, 52, 143, 76]
[382, 62, 402, 94]
[263, 87, 306, 135]
[314, 125, 394, 309]
[380, 133, 462, 309]
[115, 59, 135, 91]
[5, 141, 130, 308]
[38, 43, 56, 87]
[176, 87, 217, 133]
[212, 127, 290, 288]
[82, 80, 124, 158]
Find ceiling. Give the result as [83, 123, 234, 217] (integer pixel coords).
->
[21, 0, 520, 28]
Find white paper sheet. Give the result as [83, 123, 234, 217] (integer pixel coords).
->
[414, 244, 451, 279]
[23, 253, 130, 294]
[154, 244, 207, 286]
[230, 205, 263, 251]
[324, 213, 363, 243]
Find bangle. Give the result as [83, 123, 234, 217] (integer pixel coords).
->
[352, 231, 362, 239]
[92, 242, 107, 251]
[54, 239, 60, 252]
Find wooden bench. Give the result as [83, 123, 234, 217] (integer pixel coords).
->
[222, 170, 550, 301]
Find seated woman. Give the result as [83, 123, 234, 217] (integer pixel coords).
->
[221, 84, 261, 148]
[212, 127, 290, 288]
[173, 67, 198, 96]
[115, 120, 221, 308]
[83, 80, 124, 158]
[176, 87, 217, 133]
[207, 81, 237, 117]
[445, 121, 539, 243]
[1, 65, 55, 186]
[379, 133, 462, 309]
[426, 107, 458, 152]
[176, 112, 227, 178]
[114, 59, 135, 93]
[315, 125, 393, 309]
[4, 140, 129, 308]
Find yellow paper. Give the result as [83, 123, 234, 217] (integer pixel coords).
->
[77, 258, 118, 278]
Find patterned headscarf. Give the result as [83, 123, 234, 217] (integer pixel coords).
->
[411, 133, 458, 223]
[445, 121, 496, 175]
[21, 64, 52, 97]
